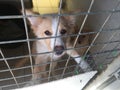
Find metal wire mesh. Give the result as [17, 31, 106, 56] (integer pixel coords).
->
[0, 0, 120, 89]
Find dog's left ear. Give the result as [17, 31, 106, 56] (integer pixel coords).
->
[21, 9, 42, 26]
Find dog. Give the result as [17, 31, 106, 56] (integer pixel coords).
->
[19, 9, 92, 85]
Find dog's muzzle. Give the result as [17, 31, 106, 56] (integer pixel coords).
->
[54, 46, 65, 55]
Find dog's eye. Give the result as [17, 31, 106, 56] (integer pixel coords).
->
[60, 29, 67, 34]
[44, 30, 52, 36]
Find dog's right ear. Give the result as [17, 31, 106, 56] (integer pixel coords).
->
[22, 9, 42, 26]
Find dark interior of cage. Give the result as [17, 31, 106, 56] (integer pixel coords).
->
[0, 0, 120, 89]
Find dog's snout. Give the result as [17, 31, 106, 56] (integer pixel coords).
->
[54, 46, 65, 55]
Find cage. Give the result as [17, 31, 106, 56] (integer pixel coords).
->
[0, 0, 120, 90]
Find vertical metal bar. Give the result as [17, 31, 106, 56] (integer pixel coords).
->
[0, 49, 19, 88]
[48, 0, 63, 81]
[61, 0, 95, 78]
[20, 0, 34, 79]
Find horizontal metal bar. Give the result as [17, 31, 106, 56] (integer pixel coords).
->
[0, 48, 118, 87]
[91, 48, 120, 56]
[0, 39, 120, 62]
[0, 50, 119, 80]
[0, 71, 74, 88]
[0, 10, 120, 19]
[0, 49, 19, 88]
[0, 26, 120, 45]
[0, 58, 77, 74]
[0, 65, 76, 82]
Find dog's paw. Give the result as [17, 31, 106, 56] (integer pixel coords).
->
[24, 79, 41, 87]
[24, 81, 35, 87]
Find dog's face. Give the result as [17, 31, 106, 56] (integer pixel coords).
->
[26, 10, 76, 57]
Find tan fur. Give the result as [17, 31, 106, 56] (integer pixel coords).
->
[16, 10, 92, 84]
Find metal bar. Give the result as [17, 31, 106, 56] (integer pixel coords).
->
[0, 49, 19, 88]
[0, 64, 76, 82]
[61, 0, 95, 78]
[105, 42, 120, 59]
[0, 1, 120, 89]
[48, 0, 63, 81]
[0, 56, 74, 72]
[92, 31, 119, 61]
[0, 46, 120, 87]
[0, 10, 120, 19]
[84, 1, 120, 57]
[0, 27, 120, 45]
[20, 0, 34, 79]
[84, 12, 113, 56]
[73, 1, 120, 74]
[0, 39, 120, 62]
[90, 48, 120, 56]
[0, 71, 74, 89]
[104, 22, 120, 59]
[97, 32, 118, 53]
[92, 2, 120, 58]
[1, 47, 120, 74]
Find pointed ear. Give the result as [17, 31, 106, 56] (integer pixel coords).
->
[23, 9, 42, 26]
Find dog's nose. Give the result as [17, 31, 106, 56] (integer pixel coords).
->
[54, 46, 65, 55]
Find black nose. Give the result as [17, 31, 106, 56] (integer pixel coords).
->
[54, 46, 65, 55]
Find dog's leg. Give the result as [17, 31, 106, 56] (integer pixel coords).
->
[33, 64, 47, 80]
[25, 55, 49, 86]
[66, 48, 92, 72]
[51, 62, 57, 72]
[26, 56, 48, 86]
[25, 66, 44, 86]
[51, 62, 58, 78]
[33, 56, 48, 79]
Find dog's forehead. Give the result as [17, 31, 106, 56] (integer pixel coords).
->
[46, 16, 63, 27]
[44, 16, 64, 27]
[52, 17, 58, 34]
[37, 17, 52, 30]
[37, 16, 65, 34]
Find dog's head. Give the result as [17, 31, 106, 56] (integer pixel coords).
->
[25, 10, 76, 57]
